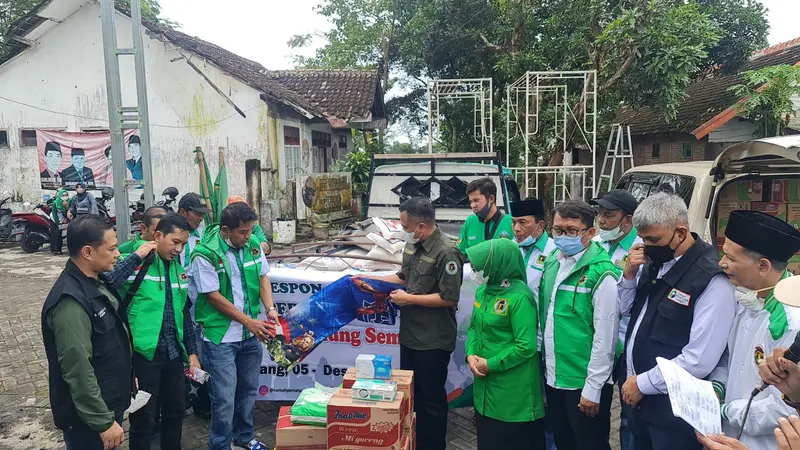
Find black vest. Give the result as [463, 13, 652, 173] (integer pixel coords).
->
[41, 260, 134, 432]
[621, 234, 723, 423]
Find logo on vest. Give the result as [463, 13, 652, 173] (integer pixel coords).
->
[180, 273, 188, 281]
[445, 261, 458, 275]
[251, 248, 260, 257]
[667, 288, 692, 307]
[754, 345, 765, 365]
[537, 255, 546, 265]
[492, 298, 508, 316]
[579, 275, 587, 285]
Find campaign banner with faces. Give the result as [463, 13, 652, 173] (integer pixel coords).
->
[37, 129, 141, 190]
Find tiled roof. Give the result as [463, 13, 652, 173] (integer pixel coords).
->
[616, 38, 800, 137]
[2, 1, 382, 123]
[267, 70, 381, 121]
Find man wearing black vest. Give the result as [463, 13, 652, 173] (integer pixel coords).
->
[42, 215, 136, 450]
[617, 193, 737, 450]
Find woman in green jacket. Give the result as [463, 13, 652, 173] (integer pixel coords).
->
[49, 188, 70, 255]
[465, 238, 546, 450]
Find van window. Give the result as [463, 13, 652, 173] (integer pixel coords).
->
[616, 172, 696, 207]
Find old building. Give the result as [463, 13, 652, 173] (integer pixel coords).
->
[0, 0, 385, 222]
[615, 37, 800, 167]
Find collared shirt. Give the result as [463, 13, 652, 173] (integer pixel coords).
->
[544, 248, 619, 403]
[103, 253, 142, 291]
[396, 226, 464, 352]
[181, 228, 203, 306]
[520, 231, 556, 350]
[618, 257, 736, 395]
[189, 246, 269, 343]
[594, 229, 643, 344]
[153, 259, 197, 360]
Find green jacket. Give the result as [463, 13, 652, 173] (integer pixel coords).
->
[252, 224, 268, 243]
[457, 212, 514, 256]
[539, 241, 620, 389]
[465, 239, 545, 422]
[118, 233, 143, 255]
[191, 224, 264, 344]
[118, 239, 189, 361]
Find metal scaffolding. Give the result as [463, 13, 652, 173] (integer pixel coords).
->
[427, 78, 493, 153]
[100, 0, 154, 239]
[505, 71, 598, 203]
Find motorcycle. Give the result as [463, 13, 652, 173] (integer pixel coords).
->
[14, 200, 54, 253]
[96, 187, 115, 223]
[0, 194, 13, 242]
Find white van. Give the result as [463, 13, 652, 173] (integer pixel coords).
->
[616, 135, 800, 269]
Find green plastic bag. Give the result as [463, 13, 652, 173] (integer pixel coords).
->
[291, 386, 335, 426]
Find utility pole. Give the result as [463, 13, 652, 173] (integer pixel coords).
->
[99, 0, 155, 240]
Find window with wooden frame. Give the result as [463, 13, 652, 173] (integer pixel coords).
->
[681, 142, 693, 159]
[20, 130, 37, 147]
[283, 126, 302, 180]
[312, 130, 331, 148]
[651, 142, 660, 158]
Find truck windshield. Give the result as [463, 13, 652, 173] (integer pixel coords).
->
[616, 172, 696, 206]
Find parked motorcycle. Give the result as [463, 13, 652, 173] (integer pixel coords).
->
[14, 200, 54, 253]
[0, 193, 13, 242]
[96, 187, 115, 222]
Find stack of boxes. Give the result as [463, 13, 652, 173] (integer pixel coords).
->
[275, 354, 416, 450]
[716, 178, 800, 273]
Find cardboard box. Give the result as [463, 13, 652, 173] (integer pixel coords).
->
[352, 379, 398, 402]
[715, 201, 752, 249]
[401, 435, 410, 450]
[720, 180, 764, 202]
[344, 368, 414, 426]
[276, 406, 326, 450]
[327, 389, 407, 450]
[403, 412, 416, 450]
[770, 179, 800, 203]
[356, 354, 392, 380]
[788, 204, 800, 230]
[751, 202, 788, 221]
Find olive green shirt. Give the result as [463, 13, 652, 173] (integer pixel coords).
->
[396, 227, 464, 352]
[46, 284, 130, 432]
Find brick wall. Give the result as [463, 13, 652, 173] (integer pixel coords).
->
[630, 133, 711, 166]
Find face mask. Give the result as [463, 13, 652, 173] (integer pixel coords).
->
[399, 225, 421, 245]
[476, 201, 493, 221]
[224, 237, 236, 249]
[735, 286, 766, 311]
[470, 269, 488, 286]
[554, 235, 586, 256]
[598, 224, 625, 242]
[644, 229, 684, 265]
[516, 235, 536, 247]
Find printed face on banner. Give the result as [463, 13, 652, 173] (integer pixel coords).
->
[36, 129, 141, 190]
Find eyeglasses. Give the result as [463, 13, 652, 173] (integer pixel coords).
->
[551, 227, 589, 237]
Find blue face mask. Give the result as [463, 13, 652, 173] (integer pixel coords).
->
[554, 235, 586, 256]
[516, 235, 536, 247]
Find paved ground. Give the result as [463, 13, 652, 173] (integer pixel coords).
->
[0, 245, 620, 450]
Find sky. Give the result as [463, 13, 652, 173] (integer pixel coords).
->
[158, 0, 797, 71]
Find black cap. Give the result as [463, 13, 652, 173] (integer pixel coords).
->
[725, 210, 800, 262]
[511, 198, 545, 217]
[44, 142, 61, 154]
[178, 192, 210, 213]
[71, 148, 85, 156]
[129, 135, 141, 145]
[589, 189, 638, 215]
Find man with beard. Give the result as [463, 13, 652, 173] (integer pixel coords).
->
[61, 148, 95, 186]
[700, 210, 800, 450]
[458, 178, 514, 256]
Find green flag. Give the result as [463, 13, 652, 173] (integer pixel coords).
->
[213, 157, 228, 223]
[193, 148, 216, 225]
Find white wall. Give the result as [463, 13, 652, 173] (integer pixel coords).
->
[0, 2, 273, 206]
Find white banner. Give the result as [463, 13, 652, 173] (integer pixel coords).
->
[257, 267, 476, 406]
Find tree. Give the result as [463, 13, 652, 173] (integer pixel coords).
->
[730, 65, 800, 138]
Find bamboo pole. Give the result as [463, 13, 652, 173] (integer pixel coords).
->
[196, 147, 214, 219]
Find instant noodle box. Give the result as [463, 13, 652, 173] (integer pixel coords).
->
[751, 202, 788, 221]
[403, 412, 416, 450]
[720, 180, 763, 202]
[344, 368, 414, 426]
[327, 389, 407, 450]
[275, 406, 326, 450]
[771, 179, 800, 203]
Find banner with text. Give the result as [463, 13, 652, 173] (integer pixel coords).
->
[37, 129, 141, 190]
[257, 267, 476, 406]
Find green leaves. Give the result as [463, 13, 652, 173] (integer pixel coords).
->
[729, 65, 800, 138]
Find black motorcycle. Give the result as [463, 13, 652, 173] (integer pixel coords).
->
[0, 194, 13, 242]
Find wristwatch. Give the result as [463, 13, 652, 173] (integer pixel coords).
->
[268, 306, 276, 312]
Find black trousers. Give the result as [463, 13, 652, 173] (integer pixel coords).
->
[50, 220, 62, 254]
[129, 354, 186, 450]
[624, 402, 702, 450]
[476, 413, 546, 450]
[545, 384, 613, 450]
[400, 345, 451, 450]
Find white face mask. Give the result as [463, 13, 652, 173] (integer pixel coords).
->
[399, 225, 421, 244]
[598, 224, 626, 242]
[470, 269, 488, 286]
[735, 285, 769, 311]
[224, 237, 236, 249]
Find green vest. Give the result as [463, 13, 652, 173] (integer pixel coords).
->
[191, 224, 264, 345]
[118, 239, 189, 361]
[539, 241, 620, 389]
[457, 212, 514, 255]
[118, 234, 142, 255]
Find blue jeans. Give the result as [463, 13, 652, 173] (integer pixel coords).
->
[204, 336, 263, 450]
[619, 386, 635, 450]
[64, 411, 124, 450]
[546, 431, 557, 450]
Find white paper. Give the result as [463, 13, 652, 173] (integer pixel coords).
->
[125, 390, 152, 414]
[656, 357, 722, 436]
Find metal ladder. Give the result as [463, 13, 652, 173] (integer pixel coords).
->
[99, 0, 154, 239]
[597, 124, 634, 194]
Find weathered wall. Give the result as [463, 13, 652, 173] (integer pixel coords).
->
[0, 2, 286, 217]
